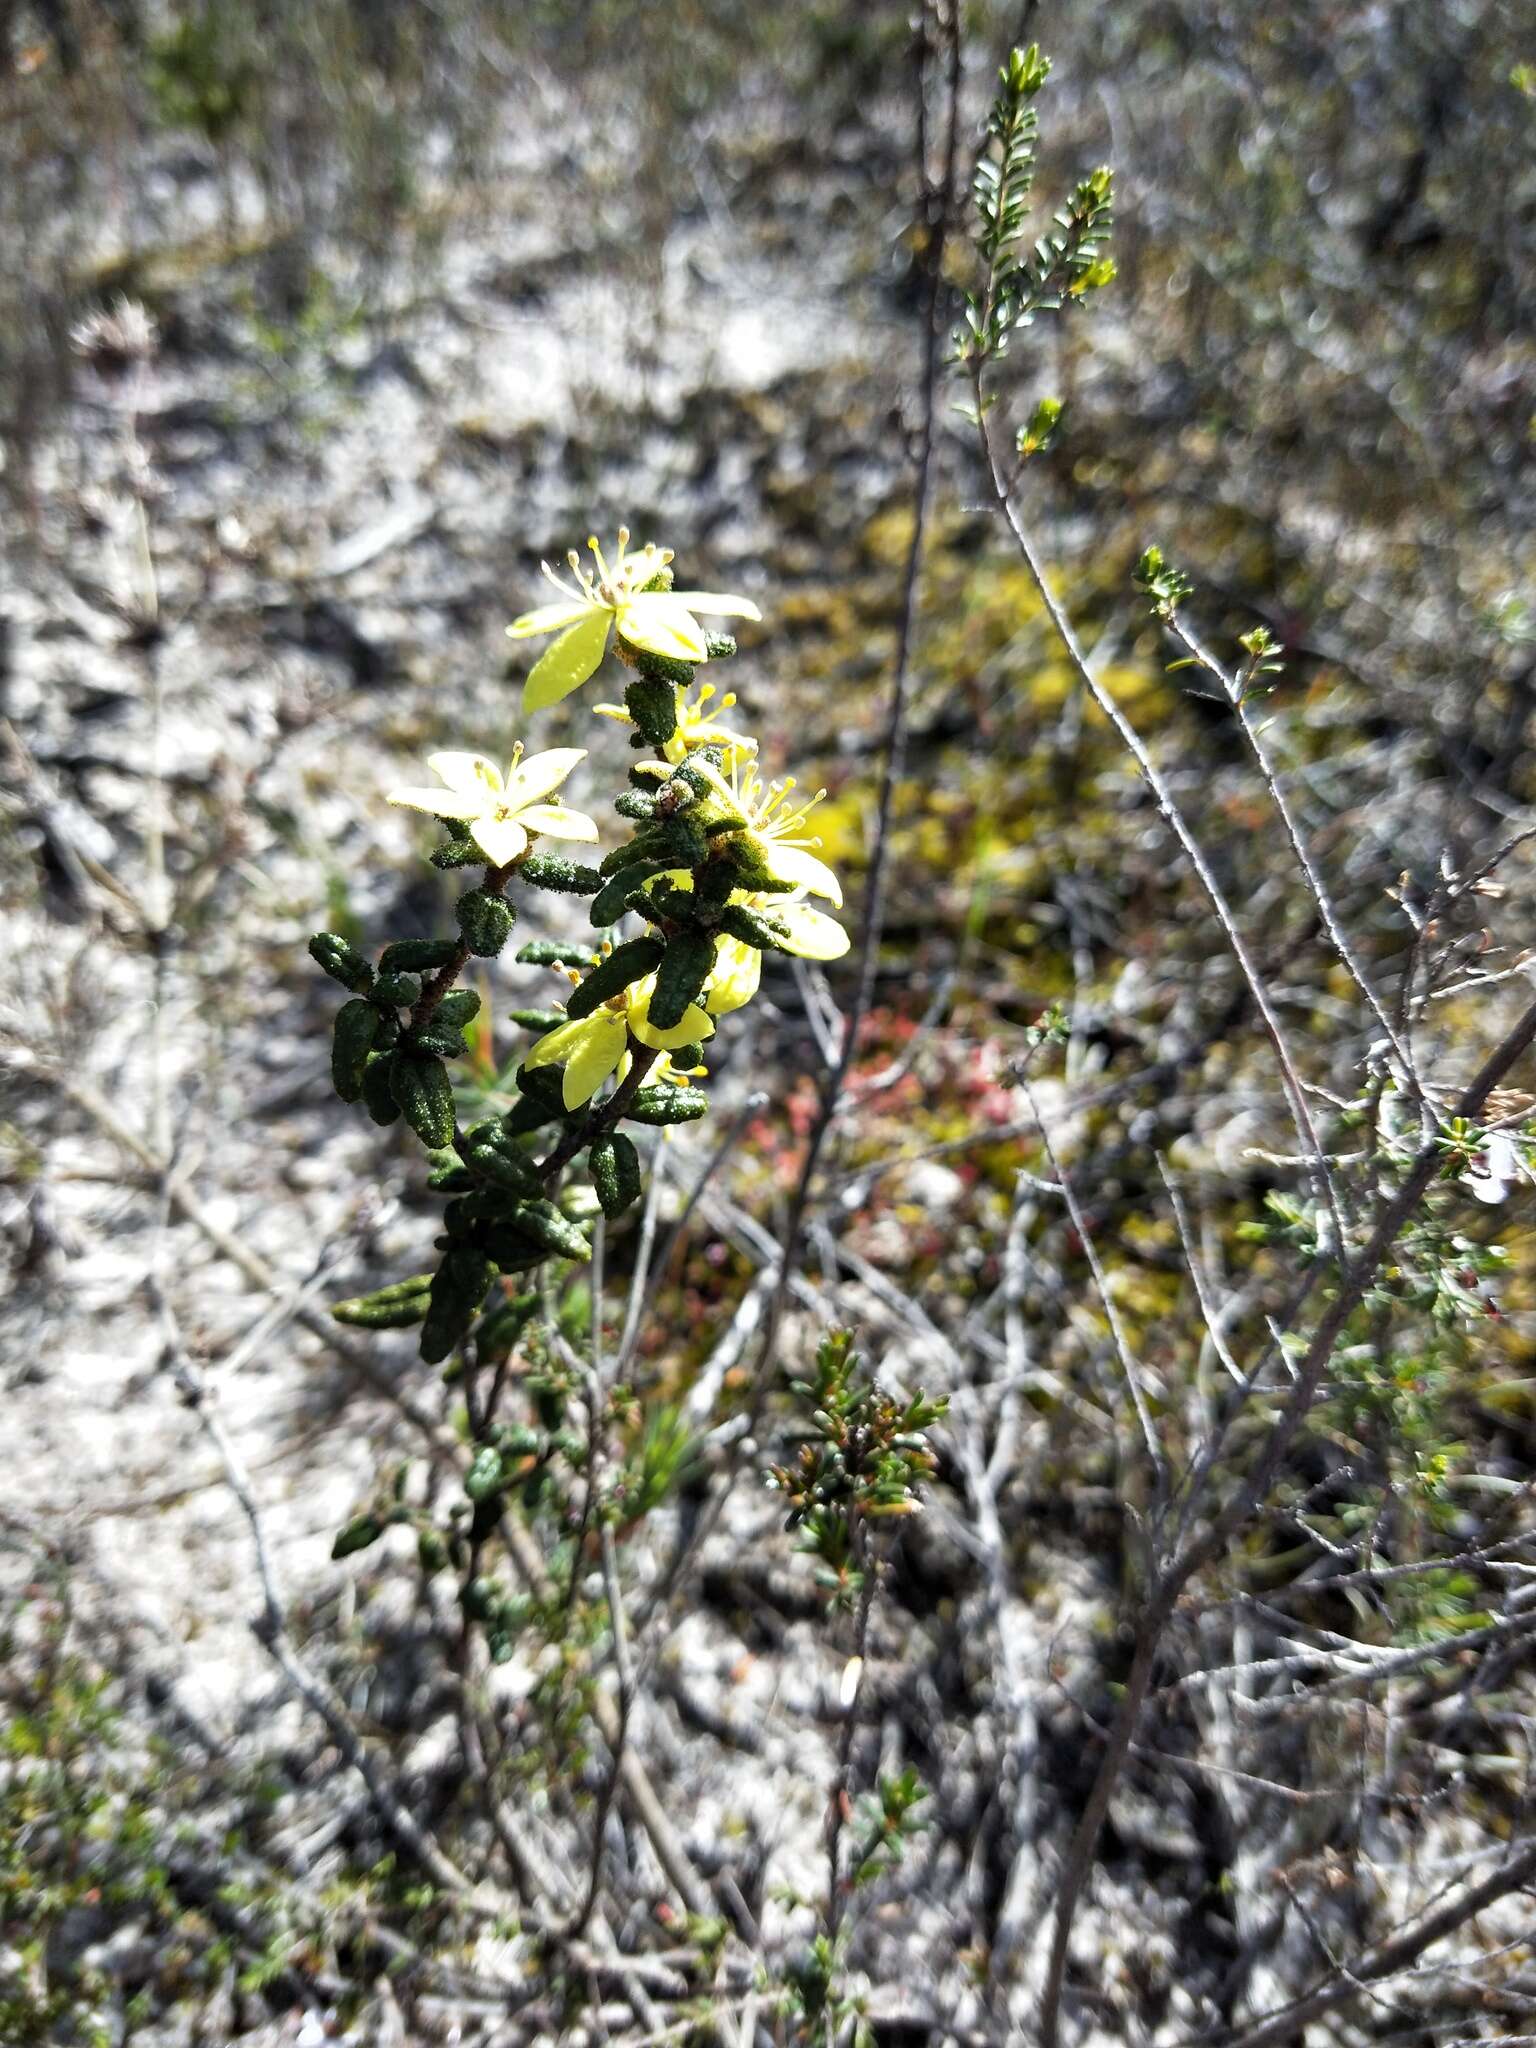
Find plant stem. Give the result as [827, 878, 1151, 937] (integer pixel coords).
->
[409, 857, 518, 1034]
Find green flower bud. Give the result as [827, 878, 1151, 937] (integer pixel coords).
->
[331, 999, 381, 1102]
[310, 932, 374, 994]
[419, 1247, 496, 1365]
[379, 938, 459, 974]
[521, 853, 601, 894]
[566, 937, 666, 1018]
[626, 1085, 709, 1126]
[417, 1527, 449, 1573]
[390, 1051, 456, 1148]
[648, 930, 717, 1030]
[589, 1133, 642, 1218]
[703, 632, 737, 660]
[614, 788, 658, 821]
[456, 887, 515, 958]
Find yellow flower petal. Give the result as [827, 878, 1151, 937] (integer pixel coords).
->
[750, 837, 843, 906]
[524, 1011, 627, 1110]
[428, 752, 503, 798]
[523, 611, 612, 712]
[517, 802, 599, 843]
[668, 591, 762, 623]
[561, 1011, 628, 1107]
[524, 1016, 592, 1070]
[506, 599, 596, 640]
[770, 902, 849, 961]
[629, 977, 716, 1051]
[615, 593, 708, 661]
[502, 746, 586, 809]
[387, 786, 487, 821]
[706, 936, 761, 1016]
[469, 814, 529, 866]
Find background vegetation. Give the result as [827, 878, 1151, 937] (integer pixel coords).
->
[3, 3, 1534, 2044]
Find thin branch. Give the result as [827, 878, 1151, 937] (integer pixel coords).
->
[976, 416, 1349, 1258]
[1015, 1066, 1165, 1485]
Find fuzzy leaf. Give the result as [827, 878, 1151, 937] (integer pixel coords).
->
[566, 937, 666, 1017]
[390, 1052, 456, 1148]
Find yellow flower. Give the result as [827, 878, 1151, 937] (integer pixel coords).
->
[524, 974, 715, 1111]
[707, 890, 850, 1015]
[594, 679, 759, 768]
[692, 758, 843, 905]
[386, 745, 597, 867]
[641, 871, 849, 1017]
[507, 528, 762, 713]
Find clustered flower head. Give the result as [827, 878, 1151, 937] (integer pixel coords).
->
[370, 523, 850, 1157]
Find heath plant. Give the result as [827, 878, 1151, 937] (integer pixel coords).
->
[287, 28, 1536, 2048]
